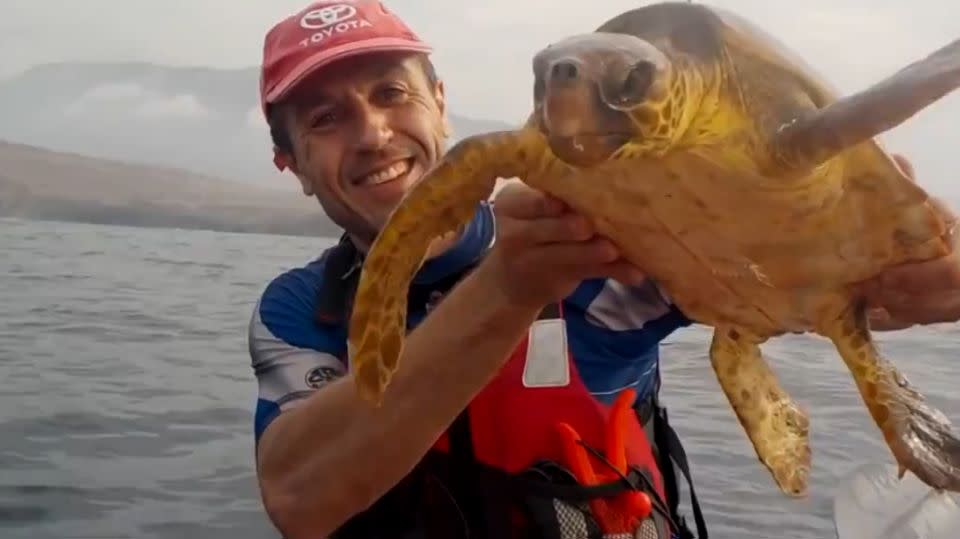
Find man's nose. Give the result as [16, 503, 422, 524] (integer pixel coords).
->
[353, 106, 393, 150]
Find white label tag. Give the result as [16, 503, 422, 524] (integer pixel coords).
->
[521, 318, 570, 388]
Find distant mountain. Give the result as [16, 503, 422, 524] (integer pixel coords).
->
[4, 61, 955, 239]
[0, 61, 514, 188]
[0, 139, 340, 237]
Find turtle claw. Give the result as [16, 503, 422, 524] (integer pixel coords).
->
[827, 305, 960, 493]
[882, 372, 960, 492]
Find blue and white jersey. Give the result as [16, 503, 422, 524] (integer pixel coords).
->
[248, 202, 692, 446]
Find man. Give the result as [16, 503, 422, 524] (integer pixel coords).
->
[249, 2, 960, 538]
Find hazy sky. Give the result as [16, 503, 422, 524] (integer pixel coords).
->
[2, 1, 956, 120]
[3, 1, 959, 196]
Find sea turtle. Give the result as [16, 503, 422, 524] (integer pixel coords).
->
[345, 1, 960, 497]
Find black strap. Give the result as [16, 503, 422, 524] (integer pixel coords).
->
[314, 234, 362, 326]
[448, 412, 491, 537]
[514, 464, 644, 502]
[538, 301, 561, 320]
[653, 405, 709, 539]
[314, 234, 483, 328]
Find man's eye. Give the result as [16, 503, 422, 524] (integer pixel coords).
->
[311, 111, 336, 128]
[379, 86, 407, 102]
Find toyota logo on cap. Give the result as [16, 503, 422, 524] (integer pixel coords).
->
[300, 5, 357, 29]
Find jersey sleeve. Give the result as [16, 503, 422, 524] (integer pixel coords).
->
[563, 277, 694, 402]
[566, 277, 692, 351]
[248, 267, 348, 444]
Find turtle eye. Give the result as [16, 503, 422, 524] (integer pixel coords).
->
[619, 61, 656, 104]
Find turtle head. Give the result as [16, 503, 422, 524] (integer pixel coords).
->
[531, 32, 694, 166]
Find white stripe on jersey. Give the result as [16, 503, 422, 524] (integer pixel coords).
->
[583, 278, 674, 331]
[248, 299, 346, 410]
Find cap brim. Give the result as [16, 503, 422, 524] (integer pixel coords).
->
[265, 38, 433, 106]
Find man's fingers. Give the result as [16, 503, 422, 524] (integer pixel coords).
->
[518, 238, 646, 284]
[595, 260, 648, 286]
[881, 292, 960, 325]
[932, 197, 959, 232]
[891, 152, 958, 235]
[892, 153, 916, 181]
[501, 214, 595, 246]
[523, 237, 620, 269]
[494, 182, 567, 219]
[880, 256, 960, 294]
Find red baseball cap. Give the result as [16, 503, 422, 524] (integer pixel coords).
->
[259, 0, 432, 116]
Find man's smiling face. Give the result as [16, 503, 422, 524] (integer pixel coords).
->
[274, 51, 449, 245]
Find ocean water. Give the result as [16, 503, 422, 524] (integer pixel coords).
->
[1, 217, 958, 539]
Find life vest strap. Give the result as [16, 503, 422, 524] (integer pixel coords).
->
[651, 403, 709, 539]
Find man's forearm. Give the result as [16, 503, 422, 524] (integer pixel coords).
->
[256, 263, 542, 538]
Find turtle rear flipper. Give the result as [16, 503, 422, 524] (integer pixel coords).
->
[710, 326, 811, 496]
[823, 303, 960, 492]
[347, 129, 550, 406]
[768, 38, 960, 172]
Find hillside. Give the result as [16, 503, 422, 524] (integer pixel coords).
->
[0, 140, 339, 237]
[2, 60, 955, 238]
[0, 61, 514, 188]
[0, 61, 516, 236]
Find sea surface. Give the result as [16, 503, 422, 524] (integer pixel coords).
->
[1, 217, 958, 539]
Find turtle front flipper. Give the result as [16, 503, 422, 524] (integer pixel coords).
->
[823, 302, 960, 492]
[347, 128, 551, 406]
[709, 327, 811, 496]
[768, 38, 960, 172]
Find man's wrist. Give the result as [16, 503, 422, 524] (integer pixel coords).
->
[467, 256, 546, 323]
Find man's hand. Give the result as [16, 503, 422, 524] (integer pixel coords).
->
[861, 155, 960, 329]
[479, 181, 645, 308]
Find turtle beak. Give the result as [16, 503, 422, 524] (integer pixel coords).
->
[540, 57, 636, 139]
[541, 58, 594, 137]
[546, 57, 584, 89]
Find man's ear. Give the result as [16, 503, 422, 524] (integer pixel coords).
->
[275, 146, 313, 196]
[273, 147, 291, 171]
[290, 162, 315, 197]
[269, 102, 313, 196]
[434, 79, 452, 138]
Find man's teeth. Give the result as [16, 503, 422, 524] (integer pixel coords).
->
[361, 160, 409, 186]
